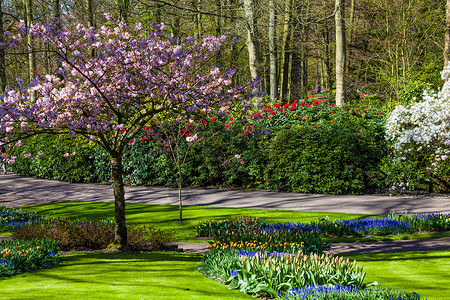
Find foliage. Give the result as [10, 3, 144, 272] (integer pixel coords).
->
[12, 217, 173, 251]
[0, 238, 59, 277]
[0, 205, 39, 230]
[199, 250, 370, 297]
[11, 100, 389, 195]
[282, 285, 422, 300]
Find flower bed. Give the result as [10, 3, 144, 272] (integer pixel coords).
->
[283, 285, 422, 300]
[0, 205, 40, 231]
[198, 215, 431, 299]
[199, 250, 370, 298]
[0, 238, 59, 277]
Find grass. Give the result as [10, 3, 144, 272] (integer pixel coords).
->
[323, 231, 450, 244]
[1, 250, 447, 299]
[0, 252, 253, 300]
[344, 250, 450, 300]
[18, 201, 367, 242]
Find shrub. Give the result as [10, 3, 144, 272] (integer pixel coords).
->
[261, 120, 385, 194]
[13, 218, 173, 251]
[11, 100, 388, 195]
[0, 238, 59, 277]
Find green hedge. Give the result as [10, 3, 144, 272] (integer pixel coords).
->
[11, 102, 388, 194]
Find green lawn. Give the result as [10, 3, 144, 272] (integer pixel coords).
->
[18, 201, 367, 242]
[0, 252, 253, 300]
[1, 250, 448, 299]
[345, 251, 450, 300]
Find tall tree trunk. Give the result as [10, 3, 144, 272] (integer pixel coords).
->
[346, 0, 354, 75]
[110, 153, 127, 250]
[85, 0, 94, 28]
[0, 0, 6, 93]
[335, 0, 346, 106]
[279, 0, 292, 101]
[269, 0, 278, 99]
[117, 0, 129, 23]
[243, 0, 261, 80]
[445, 0, 450, 70]
[24, 0, 35, 101]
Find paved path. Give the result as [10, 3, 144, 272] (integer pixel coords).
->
[1, 173, 449, 254]
[1, 173, 449, 215]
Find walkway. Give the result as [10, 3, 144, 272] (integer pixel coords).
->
[1, 173, 449, 254]
[1, 173, 449, 214]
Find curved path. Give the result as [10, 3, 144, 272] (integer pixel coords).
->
[1, 173, 449, 254]
[1, 173, 449, 215]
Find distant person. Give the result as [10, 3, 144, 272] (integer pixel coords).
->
[315, 85, 321, 93]
[0, 144, 6, 174]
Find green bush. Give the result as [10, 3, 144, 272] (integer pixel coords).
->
[260, 121, 385, 194]
[11, 101, 389, 195]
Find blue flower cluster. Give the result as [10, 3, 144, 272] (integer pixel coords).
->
[410, 213, 449, 220]
[283, 284, 358, 299]
[0, 260, 14, 268]
[0, 218, 43, 230]
[236, 250, 294, 259]
[334, 217, 411, 235]
[263, 222, 319, 233]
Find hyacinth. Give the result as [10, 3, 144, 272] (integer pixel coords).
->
[283, 284, 359, 298]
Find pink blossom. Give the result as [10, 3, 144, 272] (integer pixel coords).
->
[186, 134, 198, 142]
[442, 155, 448, 161]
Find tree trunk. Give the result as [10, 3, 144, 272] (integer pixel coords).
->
[335, 0, 346, 106]
[0, 0, 6, 93]
[243, 0, 261, 80]
[110, 153, 127, 250]
[279, 0, 292, 101]
[85, 0, 94, 28]
[269, 0, 278, 99]
[24, 0, 35, 93]
[117, 0, 129, 23]
[445, 0, 450, 69]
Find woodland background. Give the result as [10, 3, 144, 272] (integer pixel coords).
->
[1, 0, 449, 105]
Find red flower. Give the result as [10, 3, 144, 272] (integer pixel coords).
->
[330, 103, 336, 107]
[270, 111, 275, 115]
[267, 116, 270, 119]
[294, 100, 298, 103]
[283, 103, 289, 109]
[141, 137, 146, 141]
[231, 122, 234, 125]
[226, 123, 230, 127]
[186, 132, 190, 137]
[152, 122, 156, 125]
[229, 117, 233, 121]
[307, 105, 311, 109]
[301, 115, 305, 118]
[378, 112, 382, 115]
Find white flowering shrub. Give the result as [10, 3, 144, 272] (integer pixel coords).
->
[385, 65, 450, 191]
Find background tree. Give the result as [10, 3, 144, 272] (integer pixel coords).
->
[335, 0, 346, 106]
